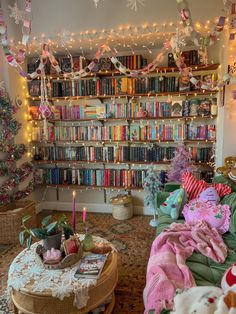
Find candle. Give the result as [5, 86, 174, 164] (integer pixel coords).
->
[83, 207, 87, 223]
[72, 191, 76, 233]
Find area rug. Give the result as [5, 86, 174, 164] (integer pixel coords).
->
[0, 211, 156, 313]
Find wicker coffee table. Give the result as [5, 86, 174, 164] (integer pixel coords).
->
[9, 236, 118, 314]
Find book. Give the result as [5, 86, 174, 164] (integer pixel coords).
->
[171, 101, 183, 116]
[74, 253, 108, 279]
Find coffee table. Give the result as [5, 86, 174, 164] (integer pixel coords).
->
[9, 235, 118, 314]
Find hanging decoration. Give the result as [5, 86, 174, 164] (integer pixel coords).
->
[8, 2, 23, 25]
[0, 0, 32, 77]
[176, 0, 231, 47]
[126, 0, 145, 12]
[0, 85, 34, 204]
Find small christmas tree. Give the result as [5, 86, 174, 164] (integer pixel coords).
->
[143, 167, 161, 227]
[167, 143, 196, 183]
[143, 167, 161, 209]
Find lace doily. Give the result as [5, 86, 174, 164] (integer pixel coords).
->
[8, 235, 115, 309]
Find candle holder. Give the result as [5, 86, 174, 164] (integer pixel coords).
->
[83, 223, 95, 252]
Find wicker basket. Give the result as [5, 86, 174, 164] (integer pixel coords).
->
[110, 195, 133, 220]
[0, 200, 36, 244]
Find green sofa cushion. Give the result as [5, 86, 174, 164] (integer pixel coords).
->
[212, 175, 236, 192]
[221, 192, 236, 234]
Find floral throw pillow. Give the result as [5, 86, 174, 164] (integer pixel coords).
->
[182, 199, 231, 234]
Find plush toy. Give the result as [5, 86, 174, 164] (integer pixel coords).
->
[216, 156, 236, 177]
[160, 188, 188, 219]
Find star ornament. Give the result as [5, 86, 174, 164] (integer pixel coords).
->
[127, 0, 145, 11]
[8, 2, 23, 25]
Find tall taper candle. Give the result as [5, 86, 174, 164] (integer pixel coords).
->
[83, 207, 87, 223]
[72, 191, 76, 233]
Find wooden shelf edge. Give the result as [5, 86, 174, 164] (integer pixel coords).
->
[27, 90, 218, 101]
[37, 184, 144, 191]
[28, 115, 217, 123]
[32, 160, 213, 167]
[28, 63, 220, 81]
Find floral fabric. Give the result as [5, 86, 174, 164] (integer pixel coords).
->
[183, 199, 231, 234]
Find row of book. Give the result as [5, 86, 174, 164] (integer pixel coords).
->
[28, 74, 217, 97]
[41, 168, 147, 187]
[27, 55, 147, 75]
[168, 50, 201, 67]
[34, 146, 213, 163]
[32, 124, 216, 142]
[29, 98, 217, 121]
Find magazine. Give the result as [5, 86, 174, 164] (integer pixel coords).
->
[74, 253, 108, 279]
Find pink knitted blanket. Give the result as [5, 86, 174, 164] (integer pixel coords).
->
[143, 221, 227, 314]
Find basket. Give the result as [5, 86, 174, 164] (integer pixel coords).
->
[0, 200, 36, 244]
[110, 194, 133, 220]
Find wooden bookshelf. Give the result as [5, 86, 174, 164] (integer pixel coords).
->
[29, 61, 217, 190]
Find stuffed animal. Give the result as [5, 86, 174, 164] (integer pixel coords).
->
[216, 156, 236, 177]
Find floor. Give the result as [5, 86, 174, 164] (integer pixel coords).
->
[0, 211, 156, 313]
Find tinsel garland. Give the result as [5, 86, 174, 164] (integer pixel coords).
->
[0, 96, 17, 118]
[0, 162, 33, 194]
[0, 143, 26, 161]
[1, 119, 22, 141]
[0, 85, 34, 204]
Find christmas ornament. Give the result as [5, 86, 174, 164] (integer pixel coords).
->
[126, 0, 145, 12]
[8, 2, 23, 24]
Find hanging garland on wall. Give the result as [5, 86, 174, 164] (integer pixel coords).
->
[0, 84, 34, 204]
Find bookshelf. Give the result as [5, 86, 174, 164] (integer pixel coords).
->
[28, 56, 219, 194]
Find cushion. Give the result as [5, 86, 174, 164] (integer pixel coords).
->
[199, 187, 219, 204]
[212, 175, 236, 193]
[183, 199, 231, 234]
[160, 188, 188, 219]
[221, 192, 236, 234]
[182, 172, 232, 200]
[182, 172, 207, 200]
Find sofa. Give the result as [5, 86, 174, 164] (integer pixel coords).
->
[153, 176, 236, 313]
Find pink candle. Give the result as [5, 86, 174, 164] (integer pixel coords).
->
[72, 191, 76, 232]
[83, 207, 87, 223]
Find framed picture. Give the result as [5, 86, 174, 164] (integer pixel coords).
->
[63, 236, 81, 255]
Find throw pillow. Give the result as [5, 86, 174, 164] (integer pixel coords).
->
[182, 172, 232, 200]
[182, 199, 231, 234]
[182, 172, 207, 200]
[199, 187, 220, 204]
[160, 188, 188, 219]
[221, 192, 236, 234]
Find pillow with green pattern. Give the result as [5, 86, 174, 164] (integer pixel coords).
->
[160, 188, 188, 219]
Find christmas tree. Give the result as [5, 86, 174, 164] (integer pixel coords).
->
[143, 167, 161, 209]
[0, 84, 34, 204]
[167, 143, 196, 183]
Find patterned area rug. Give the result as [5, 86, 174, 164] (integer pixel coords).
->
[0, 211, 156, 313]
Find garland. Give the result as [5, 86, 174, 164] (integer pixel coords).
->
[0, 85, 34, 204]
[0, 0, 32, 77]
[0, 143, 26, 161]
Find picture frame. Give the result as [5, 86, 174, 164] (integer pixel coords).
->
[63, 236, 81, 255]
